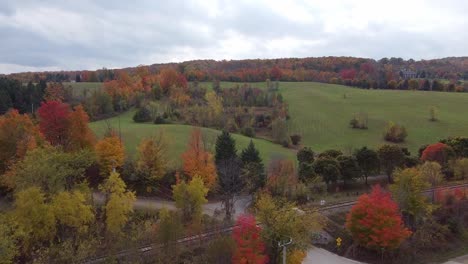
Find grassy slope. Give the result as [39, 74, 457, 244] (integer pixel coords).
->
[63, 82, 103, 97]
[81, 81, 468, 154]
[213, 81, 468, 154]
[89, 110, 296, 168]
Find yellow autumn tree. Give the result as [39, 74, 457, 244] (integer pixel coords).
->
[136, 133, 168, 182]
[181, 128, 217, 189]
[172, 176, 208, 224]
[205, 91, 223, 125]
[12, 187, 56, 253]
[95, 135, 125, 177]
[99, 171, 136, 236]
[51, 190, 95, 234]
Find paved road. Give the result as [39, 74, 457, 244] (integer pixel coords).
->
[303, 248, 364, 264]
[443, 254, 468, 264]
[93, 192, 252, 220]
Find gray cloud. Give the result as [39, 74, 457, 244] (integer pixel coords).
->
[0, 0, 467, 73]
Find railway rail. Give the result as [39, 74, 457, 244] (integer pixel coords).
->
[83, 182, 468, 263]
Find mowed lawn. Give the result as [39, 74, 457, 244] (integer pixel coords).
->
[89, 110, 296, 168]
[225, 81, 468, 154]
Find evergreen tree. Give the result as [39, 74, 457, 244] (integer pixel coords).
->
[215, 130, 237, 164]
[0, 89, 12, 114]
[240, 140, 265, 192]
[215, 131, 242, 220]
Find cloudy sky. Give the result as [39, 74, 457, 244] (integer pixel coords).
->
[0, 0, 467, 74]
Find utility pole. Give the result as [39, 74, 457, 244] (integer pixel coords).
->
[278, 237, 292, 264]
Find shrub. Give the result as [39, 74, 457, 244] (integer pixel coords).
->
[133, 107, 152, 123]
[429, 106, 438, 121]
[383, 121, 407, 143]
[154, 115, 167, 124]
[349, 112, 368, 129]
[241, 127, 255, 138]
[290, 134, 302, 145]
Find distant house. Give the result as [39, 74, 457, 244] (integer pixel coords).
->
[400, 68, 417, 79]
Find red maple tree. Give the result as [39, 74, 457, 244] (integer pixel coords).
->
[37, 100, 71, 146]
[346, 185, 411, 250]
[421, 142, 454, 165]
[232, 214, 268, 264]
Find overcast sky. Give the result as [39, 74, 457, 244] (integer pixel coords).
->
[0, 0, 467, 74]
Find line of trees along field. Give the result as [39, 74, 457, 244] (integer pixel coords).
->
[5, 56, 468, 91]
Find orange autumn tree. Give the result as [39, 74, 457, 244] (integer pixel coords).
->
[44, 82, 65, 102]
[95, 135, 125, 177]
[346, 185, 411, 251]
[181, 128, 217, 189]
[158, 68, 187, 94]
[67, 105, 95, 152]
[0, 110, 44, 184]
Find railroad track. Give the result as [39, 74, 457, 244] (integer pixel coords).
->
[83, 182, 468, 263]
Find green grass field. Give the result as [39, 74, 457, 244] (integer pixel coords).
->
[63, 82, 103, 97]
[89, 110, 296, 168]
[84, 81, 468, 155]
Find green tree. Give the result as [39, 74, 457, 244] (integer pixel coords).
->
[99, 171, 136, 236]
[240, 140, 265, 192]
[354, 147, 380, 185]
[297, 147, 314, 164]
[390, 168, 430, 227]
[297, 147, 316, 183]
[215, 130, 237, 164]
[0, 215, 18, 264]
[313, 157, 341, 188]
[172, 176, 208, 225]
[337, 155, 360, 188]
[11, 147, 94, 194]
[215, 131, 242, 220]
[378, 144, 405, 183]
[317, 149, 343, 159]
